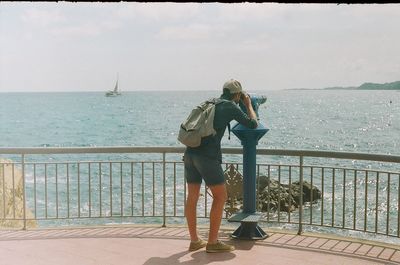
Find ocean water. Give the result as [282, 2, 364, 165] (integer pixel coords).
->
[0, 90, 399, 153]
[1, 90, 399, 242]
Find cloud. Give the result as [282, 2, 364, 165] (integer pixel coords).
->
[18, 4, 123, 40]
[50, 22, 102, 38]
[235, 37, 271, 53]
[156, 23, 229, 41]
[49, 20, 122, 39]
[217, 2, 290, 22]
[114, 2, 202, 22]
[21, 8, 66, 27]
[21, 3, 203, 40]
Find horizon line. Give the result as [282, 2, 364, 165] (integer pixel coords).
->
[0, 88, 285, 93]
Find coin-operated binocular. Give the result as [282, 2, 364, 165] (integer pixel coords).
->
[238, 94, 267, 119]
[229, 93, 269, 240]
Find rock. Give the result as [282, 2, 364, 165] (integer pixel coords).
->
[257, 175, 269, 191]
[291, 181, 322, 203]
[257, 177, 321, 213]
[0, 159, 37, 229]
[223, 168, 322, 216]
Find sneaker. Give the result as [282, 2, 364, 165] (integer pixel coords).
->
[189, 239, 207, 251]
[206, 241, 235, 253]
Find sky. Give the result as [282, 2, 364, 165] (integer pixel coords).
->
[0, 2, 400, 92]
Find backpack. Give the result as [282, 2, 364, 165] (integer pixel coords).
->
[178, 98, 228, 147]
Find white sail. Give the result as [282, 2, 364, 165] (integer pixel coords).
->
[106, 74, 121, 97]
[113, 80, 119, 93]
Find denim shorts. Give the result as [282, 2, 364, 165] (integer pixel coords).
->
[183, 151, 225, 186]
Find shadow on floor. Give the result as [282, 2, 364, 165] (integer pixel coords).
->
[143, 250, 236, 265]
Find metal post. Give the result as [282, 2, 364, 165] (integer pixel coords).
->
[298, 156, 303, 235]
[242, 137, 257, 213]
[162, 152, 166, 227]
[22, 154, 27, 230]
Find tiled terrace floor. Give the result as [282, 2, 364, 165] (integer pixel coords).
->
[0, 225, 399, 265]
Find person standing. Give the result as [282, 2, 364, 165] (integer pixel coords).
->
[184, 79, 258, 253]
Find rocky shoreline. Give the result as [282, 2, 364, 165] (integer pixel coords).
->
[257, 175, 322, 213]
[225, 172, 322, 216]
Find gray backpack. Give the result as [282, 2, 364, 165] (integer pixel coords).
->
[178, 98, 226, 147]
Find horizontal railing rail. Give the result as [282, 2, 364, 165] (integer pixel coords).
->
[1, 147, 399, 163]
[0, 147, 399, 242]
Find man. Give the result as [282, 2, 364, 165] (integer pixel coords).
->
[184, 79, 258, 253]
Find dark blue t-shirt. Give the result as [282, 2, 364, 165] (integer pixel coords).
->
[186, 95, 258, 162]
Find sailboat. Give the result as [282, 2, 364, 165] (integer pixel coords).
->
[105, 75, 121, 97]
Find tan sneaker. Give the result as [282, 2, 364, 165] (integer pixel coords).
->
[189, 239, 207, 251]
[206, 241, 235, 253]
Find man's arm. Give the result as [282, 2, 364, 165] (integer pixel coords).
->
[241, 93, 258, 128]
[242, 94, 258, 122]
[229, 98, 258, 129]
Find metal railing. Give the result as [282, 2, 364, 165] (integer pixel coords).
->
[0, 146, 399, 240]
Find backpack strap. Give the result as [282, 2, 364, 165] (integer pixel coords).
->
[212, 98, 231, 140]
[228, 122, 231, 140]
[207, 98, 225, 105]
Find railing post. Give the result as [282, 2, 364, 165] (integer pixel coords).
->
[22, 154, 27, 230]
[297, 155, 303, 235]
[162, 152, 166, 227]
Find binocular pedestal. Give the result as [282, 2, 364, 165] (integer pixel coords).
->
[229, 122, 269, 240]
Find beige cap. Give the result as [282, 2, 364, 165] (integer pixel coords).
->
[223, 79, 243, 94]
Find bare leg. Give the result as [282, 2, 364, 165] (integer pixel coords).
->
[185, 183, 201, 242]
[207, 183, 227, 244]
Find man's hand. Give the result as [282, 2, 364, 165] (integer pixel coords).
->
[241, 93, 252, 107]
[241, 93, 258, 125]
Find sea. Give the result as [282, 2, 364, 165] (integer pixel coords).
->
[0, 90, 398, 153]
[0, 90, 399, 243]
